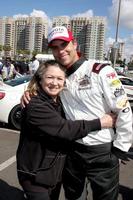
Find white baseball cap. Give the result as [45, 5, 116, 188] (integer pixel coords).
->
[48, 26, 74, 46]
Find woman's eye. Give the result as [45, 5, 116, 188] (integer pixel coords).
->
[46, 76, 52, 79]
[58, 78, 64, 81]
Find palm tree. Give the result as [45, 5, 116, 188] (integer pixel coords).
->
[3, 45, 11, 57]
[0, 45, 3, 58]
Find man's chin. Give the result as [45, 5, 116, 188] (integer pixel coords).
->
[59, 59, 70, 67]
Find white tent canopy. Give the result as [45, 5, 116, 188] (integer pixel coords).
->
[35, 54, 54, 61]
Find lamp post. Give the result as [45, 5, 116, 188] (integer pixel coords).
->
[113, 0, 121, 68]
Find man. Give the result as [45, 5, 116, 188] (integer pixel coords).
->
[1, 57, 16, 81]
[29, 55, 39, 75]
[22, 26, 133, 200]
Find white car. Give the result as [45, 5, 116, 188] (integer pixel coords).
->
[0, 75, 32, 130]
[118, 75, 133, 103]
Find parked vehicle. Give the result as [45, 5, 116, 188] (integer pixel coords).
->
[0, 75, 32, 130]
[118, 75, 133, 103]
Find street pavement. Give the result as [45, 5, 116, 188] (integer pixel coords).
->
[0, 127, 133, 200]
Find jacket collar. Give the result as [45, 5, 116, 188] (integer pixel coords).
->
[38, 88, 60, 105]
[66, 57, 87, 77]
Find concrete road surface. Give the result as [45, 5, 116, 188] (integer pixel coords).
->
[0, 127, 133, 200]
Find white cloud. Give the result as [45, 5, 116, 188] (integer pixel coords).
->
[13, 14, 28, 19]
[30, 9, 48, 19]
[123, 35, 133, 60]
[13, 9, 52, 27]
[13, 9, 49, 19]
[30, 9, 52, 26]
[106, 37, 115, 47]
[106, 37, 123, 46]
[105, 35, 133, 62]
[110, 0, 133, 30]
[71, 9, 93, 18]
[107, 0, 133, 61]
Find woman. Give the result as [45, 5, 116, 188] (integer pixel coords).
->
[16, 60, 116, 200]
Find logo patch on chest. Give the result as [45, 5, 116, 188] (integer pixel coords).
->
[78, 75, 91, 90]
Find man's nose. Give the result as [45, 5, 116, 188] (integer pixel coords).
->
[58, 47, 65, 53]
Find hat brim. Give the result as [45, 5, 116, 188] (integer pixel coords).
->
[48, 36, 73, 47]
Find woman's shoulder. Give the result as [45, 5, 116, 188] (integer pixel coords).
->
[30, 94, 44, 105]
[26, 91, 56, 112]
[25, 94, 55, 119]
[24, 95, 45, 118]
[28, 94, 51, 109]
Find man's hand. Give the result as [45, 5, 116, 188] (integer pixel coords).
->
[21, 91, 31, 108]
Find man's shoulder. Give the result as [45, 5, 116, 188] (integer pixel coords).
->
[91, 61, 111, 74]
[83, 59, 111, 74]
[11, 64, 15, 69]
[34, 59, 39, 64]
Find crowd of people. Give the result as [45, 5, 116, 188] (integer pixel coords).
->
[0, 55, 40, 81]
[18, 26, 133, 200]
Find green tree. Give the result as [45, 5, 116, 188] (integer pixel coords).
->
[3, 45, 11, 57]
[0, 45, 3, 52]
[32, 50, 41, 56]
[0, 45, 3, 58]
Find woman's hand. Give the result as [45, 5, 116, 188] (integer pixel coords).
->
[100, 113, 117, 128]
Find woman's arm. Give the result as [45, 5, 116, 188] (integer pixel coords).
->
[25, 98, 116, 141]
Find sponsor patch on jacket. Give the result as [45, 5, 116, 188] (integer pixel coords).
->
[122, 107, 130, 113]
[114, 86, 125, 97]
[116, 98, 128, 108]
[110, 79, 121, 87]
[78, 75, 91, 90]
[106, 72, 117, 79]
[92, 63, 109, 74]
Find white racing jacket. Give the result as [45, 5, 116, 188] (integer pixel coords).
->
[60, 59, 133, 152]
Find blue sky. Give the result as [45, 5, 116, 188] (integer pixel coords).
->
[0, 0, 133, 60]
[0, 0, 112, 18]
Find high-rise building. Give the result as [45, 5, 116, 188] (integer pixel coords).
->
[108, 42, 125, 63]
[71, 16, 106, 60]
[0, 16, 48, 58]
[14, 17, 28, 53]
[0, 15, 106, 60]
[0, 17, 15, 57]
[52, 16, 71, 29]
[118, 42, 125, 61]
[14, 17, 48, 55]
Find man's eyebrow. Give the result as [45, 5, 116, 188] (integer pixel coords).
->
[51, 41, 69, 47]
[62, 41, 69, 45]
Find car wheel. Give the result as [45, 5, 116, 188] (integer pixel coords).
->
[9, 104, 22, 130]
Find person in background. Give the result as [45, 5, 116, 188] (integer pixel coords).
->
[29, 55, 39, 75]
[0, 59, 3, 80]
[17, 60, 116, 200]
[1, 57, 16, 81]
[0, 59, 3, 72]
[21, 26, 133, 200]
[14, 57, 29, 75]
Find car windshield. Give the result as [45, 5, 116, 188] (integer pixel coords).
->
[120, 78, 133, 86]
[4, 75, 32, 87]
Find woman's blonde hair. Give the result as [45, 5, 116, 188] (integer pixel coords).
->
[27, 60, 66, 95]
